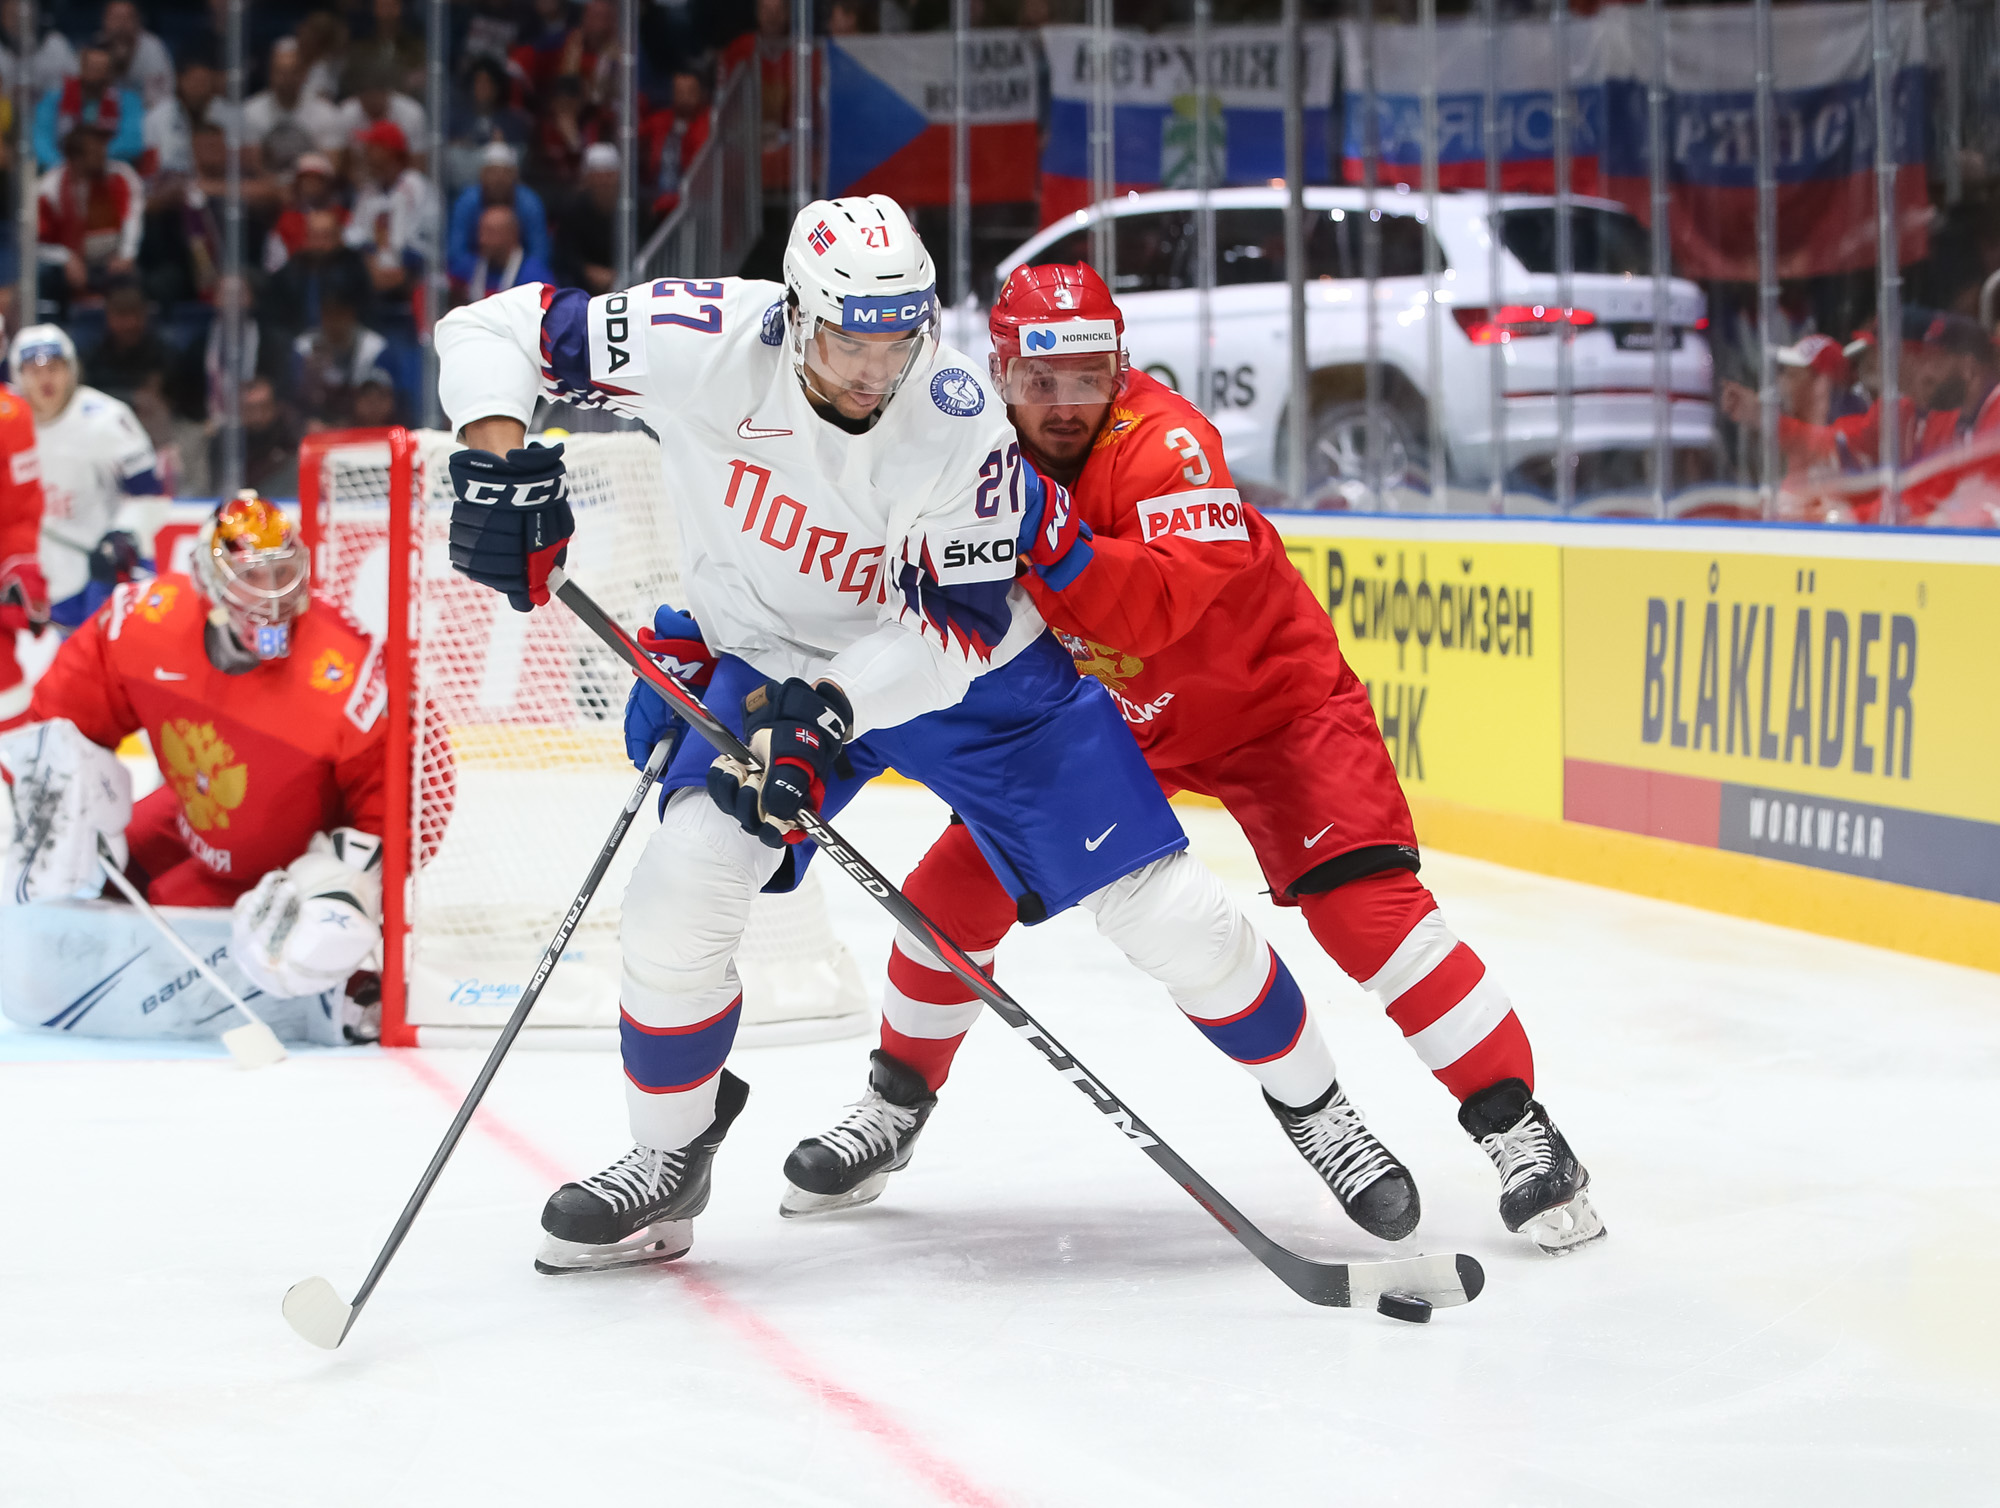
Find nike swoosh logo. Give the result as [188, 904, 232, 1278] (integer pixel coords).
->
[1303, 822, 1337, 848]
[153, 668, 188, 681]
[1084, 823, 1118, 851]
[737, 417, 792, 440]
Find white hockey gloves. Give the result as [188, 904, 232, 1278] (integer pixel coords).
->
[0, 718, 132, 904]
[231, 828, 385, 998]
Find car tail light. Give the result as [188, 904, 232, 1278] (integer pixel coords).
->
[1452, 305, 1600, 343]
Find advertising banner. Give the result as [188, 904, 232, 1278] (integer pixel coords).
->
[1562, 547, 2000, 903]
[1339, 2, 1929, 281]
[826, 32, 1040, 206]
[1283, 534, 1564, 821]
[1038, 25, 1337, 226]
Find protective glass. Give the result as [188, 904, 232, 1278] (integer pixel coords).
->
[997, 354, 1123, 407]
[803, 319, 931, 400]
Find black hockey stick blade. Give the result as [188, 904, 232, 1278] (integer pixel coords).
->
[552, 572, 1487, 1313]
[281, 736, 673, 1350]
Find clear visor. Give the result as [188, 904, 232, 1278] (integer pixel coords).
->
[998, 354, 1123, 407]
[803, 318, 931, 399]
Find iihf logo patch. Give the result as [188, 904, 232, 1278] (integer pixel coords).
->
[931, 369, 984, 417]
[808, 220, 836, 255]
[760, 301, 784, 346]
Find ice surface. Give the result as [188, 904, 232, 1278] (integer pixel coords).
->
[4, 780, 1998, 1507]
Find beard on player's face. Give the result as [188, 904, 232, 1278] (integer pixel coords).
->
[1012, 399, 1111, 478]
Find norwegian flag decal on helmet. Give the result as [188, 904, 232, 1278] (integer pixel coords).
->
[808, 220, 836, 255]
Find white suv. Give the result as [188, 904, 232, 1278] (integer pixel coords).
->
[994, 187, 1715, 509]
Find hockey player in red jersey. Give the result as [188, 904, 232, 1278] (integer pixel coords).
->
[786, 265, 1604, 1254]
[0, 376, 49, 731]
[1, 494, 410, 1042]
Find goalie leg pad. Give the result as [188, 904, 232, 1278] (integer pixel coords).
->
[0, 719, 132, 904]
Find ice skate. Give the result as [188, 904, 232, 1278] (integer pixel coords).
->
[1266, 1081, 1421, 1241]
[535, 1071, 749, 1274]
[780, 1049, 936, 1217]
[1458, 1078, 1605, 1255]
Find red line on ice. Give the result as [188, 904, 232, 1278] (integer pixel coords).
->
[390, 1050, 1008, 1508]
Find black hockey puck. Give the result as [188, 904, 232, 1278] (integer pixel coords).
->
[1376, 1292, 1433, 1324]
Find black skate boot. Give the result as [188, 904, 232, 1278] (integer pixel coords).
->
[1266, 1081, 1421, 1241]
[1458, 1078, 1606, 1255]
[780, 1049, 936, 1217]
[535, 1070, 750, 1274]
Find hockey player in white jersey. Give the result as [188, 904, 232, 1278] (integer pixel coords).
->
[436, 196, 1420, 1276]
[9, 324, 161, 629]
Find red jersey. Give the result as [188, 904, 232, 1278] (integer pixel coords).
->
[27, 574, 389, 899]
[0, 385, 47, 720]
[1025, 370, 1340, 767]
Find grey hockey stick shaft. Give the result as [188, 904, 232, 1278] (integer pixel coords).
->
[95, 834, 287, 1068]
[552, 570, 1485, 1313]
[282, 737, 672, 1349]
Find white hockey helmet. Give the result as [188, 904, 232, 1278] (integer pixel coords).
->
[9, 323, 77, 383]
[782, 195, 938, 424]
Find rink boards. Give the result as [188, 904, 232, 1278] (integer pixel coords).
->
[1272, 514, 2000, 974]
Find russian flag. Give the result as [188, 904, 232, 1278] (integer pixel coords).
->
[1340, 4, 1928, 282]
[826, 33, 1040, 206]
[1037, 24, 1337, 228]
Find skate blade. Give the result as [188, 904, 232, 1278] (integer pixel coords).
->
[1524, 1191, 1607, 1256]
[534, 1219, 693, 1274]
[778, 1170, 891, 1219]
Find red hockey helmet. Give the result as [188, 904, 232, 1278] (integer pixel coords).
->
[988, 262, 1128, 407]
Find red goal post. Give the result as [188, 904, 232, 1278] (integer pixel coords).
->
[298, 426, 868, 1048]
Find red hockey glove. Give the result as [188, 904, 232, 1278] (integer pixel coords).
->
[0, 556, 49, 634]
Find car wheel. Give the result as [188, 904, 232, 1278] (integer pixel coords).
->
[1304, 401, 1424, 504]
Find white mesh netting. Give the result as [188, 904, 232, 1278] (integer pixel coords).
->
[308, 429, 867, 1041]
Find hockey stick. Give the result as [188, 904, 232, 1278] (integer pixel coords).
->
[95, 834, 287, 1069]
[281, 737, 674, 1349]
[552, 569, 1485, 1315]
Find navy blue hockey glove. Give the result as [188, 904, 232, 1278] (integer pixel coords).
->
[448, 443, 573, 611]
[88, 530, 143, 586]
[1018, 465, 1093, 591]
[623, 605, 717, 770]
[706, 677, 854, 847]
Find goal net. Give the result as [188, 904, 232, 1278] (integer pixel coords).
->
[299, 427, 869, 1048]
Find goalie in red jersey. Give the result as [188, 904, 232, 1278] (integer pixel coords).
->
[0, 494, 418, 1045]
[785, 265, 1604, 1254]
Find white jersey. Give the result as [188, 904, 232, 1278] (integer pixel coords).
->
[436, 278, 1044, 736]
[35, 386, 161, 604]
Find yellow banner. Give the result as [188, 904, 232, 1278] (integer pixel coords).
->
[1283, 535, 1564, 819]
[1563, 548, 2000, 826]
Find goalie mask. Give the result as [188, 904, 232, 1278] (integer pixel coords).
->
[783, 195, 938, 429]
[988, 262, 1128, 407]
[193, 492, 310, 662]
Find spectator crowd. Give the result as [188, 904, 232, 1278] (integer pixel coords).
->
[0, 0, 753, 498]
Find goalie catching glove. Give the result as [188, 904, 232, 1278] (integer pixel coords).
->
[623, 604, 717, 770]
[0, 719, 131, 903]
[707, 677, 853, 847]
[230, 828, 385, 998]
[447, 443, 573, 611]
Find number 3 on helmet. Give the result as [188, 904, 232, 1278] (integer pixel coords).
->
[988, 263, 1130, 407]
